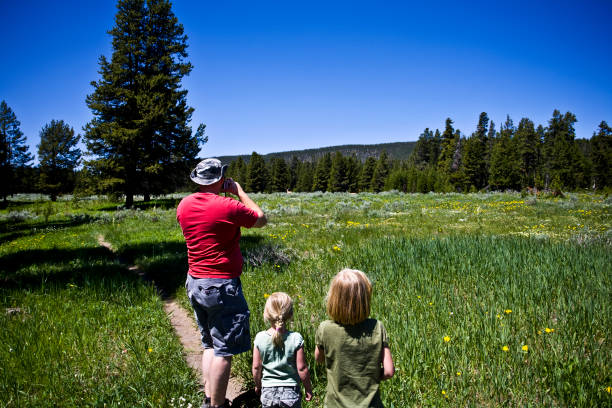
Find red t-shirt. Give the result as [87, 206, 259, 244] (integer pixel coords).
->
[177, 192, 259, 279]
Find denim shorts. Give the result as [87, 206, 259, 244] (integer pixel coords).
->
[261, 385, 301, 408]
[185, 274, 251, 356]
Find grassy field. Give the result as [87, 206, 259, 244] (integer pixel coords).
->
[1, 192, 610, 407]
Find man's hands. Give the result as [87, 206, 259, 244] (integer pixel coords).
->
[221, 178, 240, 196]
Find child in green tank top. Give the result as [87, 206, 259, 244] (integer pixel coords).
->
[315, 269, 395, 408]
[252, 292, 313, 408]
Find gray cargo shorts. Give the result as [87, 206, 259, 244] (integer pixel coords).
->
[185, 274, 251, 356]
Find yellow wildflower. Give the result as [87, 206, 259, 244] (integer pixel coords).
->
[443, 336, 451, 343]
[522, 345, 528, 352]
[504, 309, 512, 314]
[606, 386, 611, 394]
[502, 345, 509, 352]
[333, 245, 341, 251]
[456, 371, 461, 376]
[545, 327, 553, 333]
[264, 293, 270, 299]
[148, 348, 153, 353]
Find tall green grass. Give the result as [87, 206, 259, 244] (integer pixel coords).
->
[0, 215, 201, 407]
[236, 236, 610, 406]
[352, 236, 610, 406]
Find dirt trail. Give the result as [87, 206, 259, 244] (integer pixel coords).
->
[97, 235, 245, 401]
[162, 299, 244, 399]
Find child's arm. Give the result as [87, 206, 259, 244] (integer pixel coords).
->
[381, 345, 395, 380]
[314, 345, 325, 364]
[252, 346, 263, 395]
[296, 346, 313, 401]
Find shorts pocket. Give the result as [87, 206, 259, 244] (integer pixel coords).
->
[195, 286, 223, 309]
[223, 312, 250, 350]
[260, 387, 275, 407]
[279, 388, 300, 408]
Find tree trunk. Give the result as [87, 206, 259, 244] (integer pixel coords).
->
[143, 193, 150, 202]
[125, 192, 134, 208]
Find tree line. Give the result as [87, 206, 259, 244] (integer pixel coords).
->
[1, 0, 610, 206]
[226, 112, 610, 194]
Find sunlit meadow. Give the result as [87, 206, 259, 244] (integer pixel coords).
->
[1, 192, 610, 406]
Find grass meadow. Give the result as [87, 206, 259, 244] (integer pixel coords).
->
[1, 192, 610, 407]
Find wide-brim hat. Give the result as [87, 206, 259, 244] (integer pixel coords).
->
[190, 158, 228, 185]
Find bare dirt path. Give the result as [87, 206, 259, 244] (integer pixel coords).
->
[97, 235, 245, 402]
[162, 299, 245, 399]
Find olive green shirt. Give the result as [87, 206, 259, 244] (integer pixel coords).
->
[315, 319, 389, 408]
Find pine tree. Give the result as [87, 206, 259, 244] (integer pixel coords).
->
[359, 157, 377, 191]
[295, 161, 313, 192]
[0, 101, 33, 202]
[489, 116, 520, 190]
[411, 128, 435, 167]
[462, 136, 481, 190]
[534, 124, 546, 188]
[345, 154, 361, 192]
[269, 157, 289, 192]
[247, 152, 267, 192]
[328, 152, 348, 192]
[590, 121, 611, 190]
[288, 155, 300, 190]
[84, 0, 205, 207]
[37, 120, 81, 201]
[485, 120, 497, 178]
[312, 153, 331, 191]
[462, 112, 489, 189]
[514, 118, 539, 188]
[437, 118, 456, 175]
[371, 151, 390, 192]
[449, 133, 466, 189]
[430, 129, 442, 166]
[542, 110, 578, 189]
[228, 156, 246, 187]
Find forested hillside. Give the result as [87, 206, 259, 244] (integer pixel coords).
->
[217, 141, 416, 164]
[224, 111, 611, 194]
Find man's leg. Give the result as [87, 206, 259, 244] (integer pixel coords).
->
[205, 352, 232, 406]
[202, 348, 214, 400]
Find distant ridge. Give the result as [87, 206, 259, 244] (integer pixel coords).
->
[215, 141, 417, 164]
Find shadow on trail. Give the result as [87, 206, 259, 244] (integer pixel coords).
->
[1, 234, 268, 300]
[0, 245, 135, 291]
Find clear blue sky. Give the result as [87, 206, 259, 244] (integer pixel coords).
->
[1, 0, 611, 161]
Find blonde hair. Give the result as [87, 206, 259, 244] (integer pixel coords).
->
[326, 268, 372, 325]
[263, 292, 294, 348]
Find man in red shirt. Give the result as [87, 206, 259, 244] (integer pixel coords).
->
[177, 158, 267, 408]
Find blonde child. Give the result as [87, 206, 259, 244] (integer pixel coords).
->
[315, 269, 395, 408]
[252, 292, 313, 408]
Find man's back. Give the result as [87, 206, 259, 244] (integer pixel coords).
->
[177, 192, 258, 279]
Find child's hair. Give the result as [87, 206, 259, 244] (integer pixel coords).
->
[326, 268, 372, 325]
[263, 292, 294, 348]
